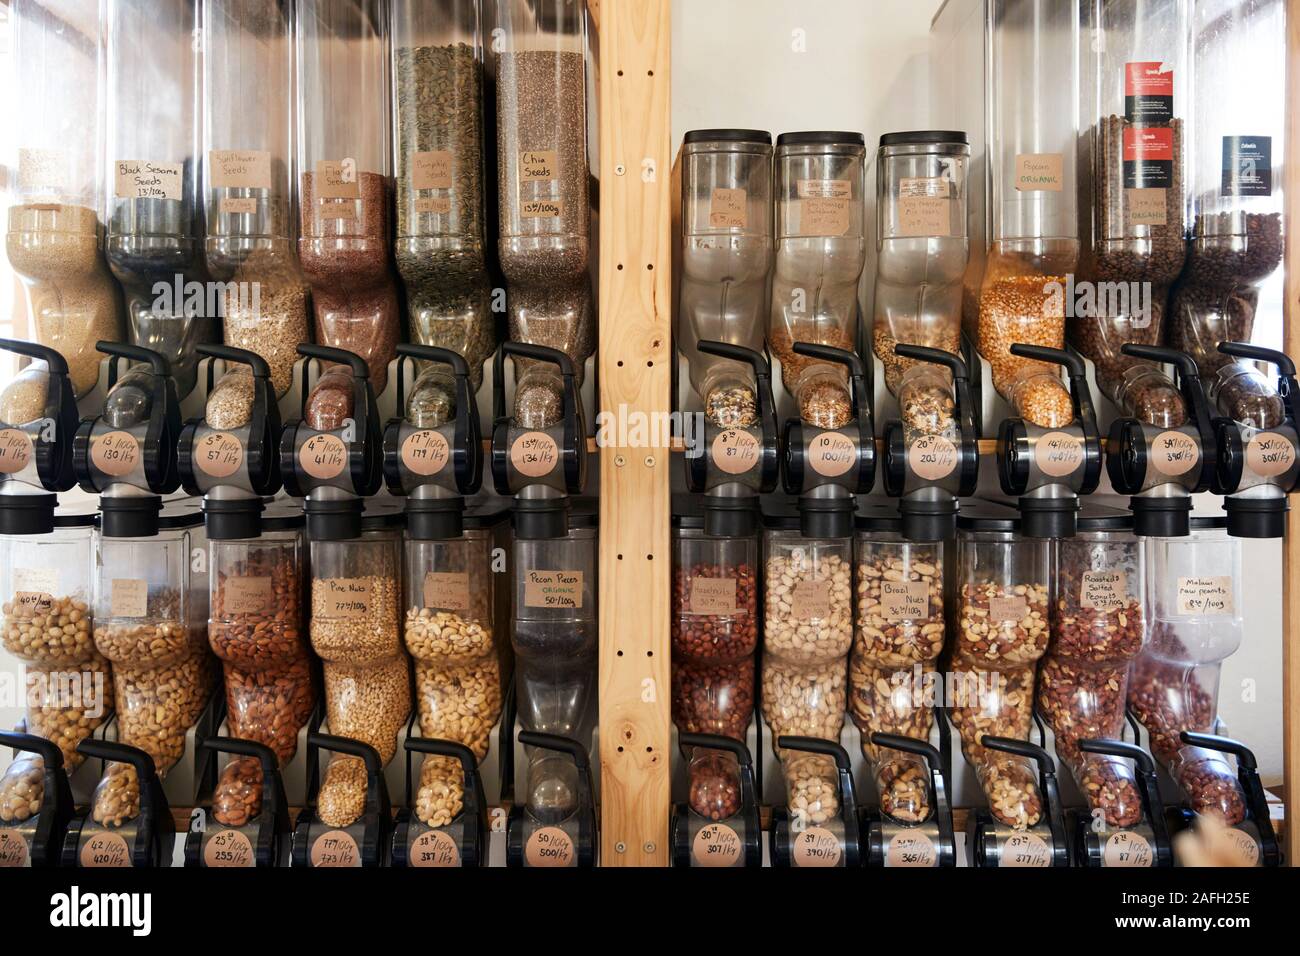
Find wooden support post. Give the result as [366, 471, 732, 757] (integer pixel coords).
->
[1284, 0, 1300, 866]
[596, 0, 673, 866]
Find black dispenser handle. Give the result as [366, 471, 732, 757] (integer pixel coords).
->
[97, 340, 172, 378]
[1078, 737, 1156, 775]
[981, 735, 1068, 860]
[0, 730, 65, 768]
[404, 737, 485, 823]
[199, 736, 279, 785]
[1079, 736, 1172, 864]
[519, 731, 590, 771]
[1122, 344, 1215, 438]
[198, 344, 272, 381]
[894, 344, 979, 495]
[309, 732, 384, 776]
[1177, 730, 1279, 865]
[1008, 343, 1102, 493]
[492, 342, 585, 498]
[0, 338, 69, 376]
[698, 341, 779, 458]
[777, 735, 858, 820]
[1219, 341, 1300, 423]
[678, 732, 752, 769]
[394, 343, 482, 494]
[77, 738, 159, 785]
[871, 731, 955, 858]
[297, 344, 371, 380]
[791, 341, 872, 433]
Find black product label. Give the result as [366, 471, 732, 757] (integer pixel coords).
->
[1124, 62, 1174, 123]
[1222, 136, 1273, 196]
[1123, 127, 1174, 189]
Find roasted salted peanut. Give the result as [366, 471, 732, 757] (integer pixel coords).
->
[112, 651, 215, 775]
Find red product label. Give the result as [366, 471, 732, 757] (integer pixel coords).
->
[1123, 127, 1174, 162]
[1124, 61, 1174, 98]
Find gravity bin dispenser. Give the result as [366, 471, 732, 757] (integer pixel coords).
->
[491, 343, 596, 867]
[996, 345, 1103, 538]
[385, 344, 505, 868]
[881, 344, 979, 541]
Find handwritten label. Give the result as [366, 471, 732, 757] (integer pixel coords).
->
[413, 150, 454, 190]
[14, 568, 59, 596]
[1245, 432, 1295, 478]
[885, 830, 938, 867]
[299, 434, 348, 481]
[80, 831, 132, 867]
[908, 434, 958, 481]
[689, 577, 738, 616]
[1176, 577, 1233, 616]
[423, 572, 470, 611]
[411, 829, 461, 867]
[0, 829, 29, 867]
[524, 570, 584, 610]
[521, 199, 563, 218]
[791, 579, 832, 621]
[1126, 188, 1167, 226]
[711, 429, 760, 475]
[209, 150, 272, 190]
[319, 578, 373, 618]
[881, 580, 929, 622]
[791, 826, 842, 867]
[114, 160, 183, 201]
[90, 430, 141, 477]
[1150, 430, 1200, 476]
[511, 431, 559, 478]
[315, 160, 359, 199]
[224, 576, 273, 614]
[1081, 571, 1128, 611]
[1014, 153, 1063, 192]
[310, 830, 361, 867]
[692, 823, 742, 867]
[524, 826, 575, 866]
[897, 176, 952, 237]
[1102, 830, 1153, 867]
[1035, 431, 1084, 478]
[319, 203, 356, 220]
[1222, 828, 1261, 866]
[709, 187, 747, 228]
[0, 429, 33, 474]
[203, 829, 255, 867]
[808, 433, 856, 477]
[195, 432, 244, 479]
[401, 430, 450, 476]
[989, 595, 1028, 622]
[110, 578, 148, 618]
[1000, 832, 1051, 867]
[796, 197, 850, 237]
[415, 197, 452, 215]
[219, 197, 259, 215]
[520, 150, 559, 182]
[18, 148, 66, 192]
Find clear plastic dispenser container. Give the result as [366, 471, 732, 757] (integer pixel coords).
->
[392, 0, 496, 394]
[852, 501, 957, 867]
[201, 0, 311, 398]
[6, 0, 123, 399]
[293, 732, 394, 867]
[281, 345, 385, 540]
[1128, 518, 1280, 865]
[995, 347, 1103, 538]
[973, 0, 1079, 409]
[1040, 506, 1170, 867]
[489, 341, 596, 867]
[295, 0, 401, 393]
[768, 132, 867, 401]
[1169, 0, 1284, 426]
[951, 502, 1068, 867]
[669, 509, 761, 868]
[301, 510, 411, 862]
[1212, 344, 1300, 538]
[383, 343, 505, 867]
[872, 131, 970, 397]
[880, 345, 979, 542]
[0, 339, 99, 866]
[1105, 345, 1217, 537]
[678, 130, 774, 407]
[105, 0, 211, 400]
[1074, 0, 1187, 415]
[64, 504, 215, 867]
[496, 0, 595, 422]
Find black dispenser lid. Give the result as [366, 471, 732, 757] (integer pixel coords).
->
[704, 495, 759, 536]
[100, 495, 164, 538]
[900, 497, 960, 542]
[0, 493, 58, 535]
[305, 497, 364, 540]
[1017, 495, 1081, 539]
[1130, 495, 1193, 537]
[202, 496, 267, 540]
[1223, 496, 1286, 538]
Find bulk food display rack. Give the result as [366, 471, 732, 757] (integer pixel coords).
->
[588, 0, 1300, 868]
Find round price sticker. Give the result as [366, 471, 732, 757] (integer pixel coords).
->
[808, 433, 856, 478]
[203, 829, 255, 868]
[692, 823, 742, 867]
[195, 432, 244, 479]
[401, 430, 451, 476]
[80, 831, 132, 868]
[299, 434, 348, 480]
[0, 429, 34, 475]
[525, 826, 575, 867]
[1102, 830, 1152, 868]
[411, 829, 461, 868]
[711, 429, 760, 475]
[791, 825, 842, 867]
[90, 431, 140, 477]
[310, 829, 361, 867]
[1035, 431, 1084, 478]
[908, 434, 958, 481]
